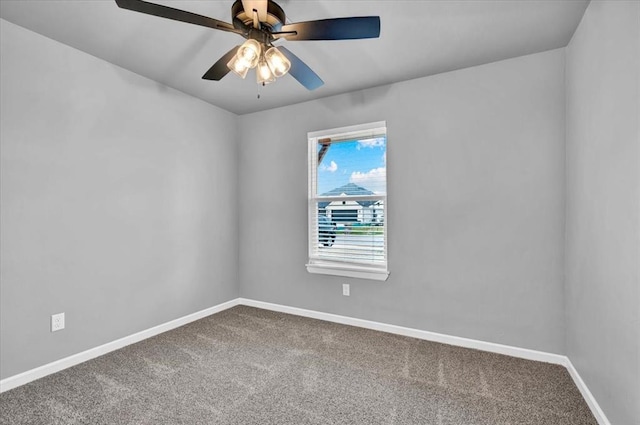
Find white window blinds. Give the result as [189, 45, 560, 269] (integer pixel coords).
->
[307, 122, 389, 281]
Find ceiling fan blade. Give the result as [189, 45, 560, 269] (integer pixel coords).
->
[202, 46, 240, 81]
[280, 16, 380, 41]
[115, 0, 241, 35]
[278, 47, 324, 91]
[241, 0, 268, 26]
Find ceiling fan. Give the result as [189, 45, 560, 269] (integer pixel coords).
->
[115, 0, 381, 90]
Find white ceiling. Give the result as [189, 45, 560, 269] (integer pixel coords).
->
[0, 0, 588, 115]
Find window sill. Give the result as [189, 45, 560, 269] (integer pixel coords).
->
[306, 263, 389, 281]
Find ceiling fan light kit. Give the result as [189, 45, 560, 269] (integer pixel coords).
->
[227, 39, 291, 84]
[115, 0, 381, 90]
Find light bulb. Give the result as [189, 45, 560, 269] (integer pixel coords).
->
[256, 58, 275, 85]
[227, 53, 250, 79]
[265, 47, 291, 78]
[237, 39, 261, 69]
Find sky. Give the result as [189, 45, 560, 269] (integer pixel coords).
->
[317, 137, 386, 195]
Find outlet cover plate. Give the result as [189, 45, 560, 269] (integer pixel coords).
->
[342, 284, 350, 296]
[51, 312, 65, 332]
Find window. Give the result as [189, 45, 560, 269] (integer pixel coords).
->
[307, 121, 388, 281]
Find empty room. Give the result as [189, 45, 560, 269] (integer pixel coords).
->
[0, 0, 638, 424]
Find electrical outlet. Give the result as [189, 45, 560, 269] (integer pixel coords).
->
[51, 312, 65, 332]
[342, 283, 350, 296]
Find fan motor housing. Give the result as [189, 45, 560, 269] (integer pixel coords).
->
[231, 0, 286, 31]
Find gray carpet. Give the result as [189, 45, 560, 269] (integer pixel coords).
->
[1, 305, 597, 424]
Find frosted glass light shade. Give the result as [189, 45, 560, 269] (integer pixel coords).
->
[227, 54, 250, 79]
[264, 47, 291, 78]
[237, 39, 261, 68]
[256, 58, 276, 84]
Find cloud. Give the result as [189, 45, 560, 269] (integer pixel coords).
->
[357, 137, 385, 149]
[350, 167, 386, 193]
[320, 160, 338, 172]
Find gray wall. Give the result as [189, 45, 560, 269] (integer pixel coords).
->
[0, 20, 239, 379]
[238, 49, 566, 354]
[565, 2, 640, 424]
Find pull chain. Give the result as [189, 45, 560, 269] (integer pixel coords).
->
[257, 82, 265, 99]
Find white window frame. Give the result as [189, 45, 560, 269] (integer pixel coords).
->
[306, 121, 389, 281]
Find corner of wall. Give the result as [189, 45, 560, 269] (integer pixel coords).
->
[561, 43, 569, 358]
[233, 112, 242, 299]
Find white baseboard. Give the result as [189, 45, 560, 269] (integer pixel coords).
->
[0, 298, 240, 393]
[0, 296, 611, 425]
[238, 298, 566, 365]
[564, 358, 611, 425]
[238, 298, 610, 425]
